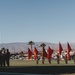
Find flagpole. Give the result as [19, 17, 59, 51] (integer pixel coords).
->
[0, 32, 1, 49]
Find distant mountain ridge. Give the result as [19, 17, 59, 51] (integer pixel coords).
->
[0, 42, 75, 53]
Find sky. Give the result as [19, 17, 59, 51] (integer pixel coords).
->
[0, 0, 75, 44]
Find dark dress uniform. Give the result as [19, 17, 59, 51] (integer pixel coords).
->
[73, 53, 75, 64]
[64, 54, 68, 64]
[0, 51, 2, 67]
[57, 54, 60, 64]
[6, 49, 10, 67]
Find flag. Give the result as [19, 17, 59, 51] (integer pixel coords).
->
[33, 47, 39, 59]
[47, 46, 53, 59]
[67, 42, 72, 52]
[28, 48, 33, 60]
[67, 42, 72, 59]
[42, 47, 47, 58]
[58, 42, 63, 56]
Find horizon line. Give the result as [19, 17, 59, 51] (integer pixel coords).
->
[0, 41, 75, 44]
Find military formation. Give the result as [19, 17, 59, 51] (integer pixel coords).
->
[35, 52, 75, 64]
[32, 42, 75, 64]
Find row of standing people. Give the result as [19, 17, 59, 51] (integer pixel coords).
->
[0, 48, 10, 67]
[57, 52, 75, 64]
[35, 52, 75, 64]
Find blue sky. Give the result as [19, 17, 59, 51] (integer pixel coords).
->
[0, 0, 75, 44]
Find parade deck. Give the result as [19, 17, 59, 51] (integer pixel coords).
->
[0, 66, 75, 74]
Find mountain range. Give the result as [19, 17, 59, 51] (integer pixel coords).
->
[0, 42, 75, 53]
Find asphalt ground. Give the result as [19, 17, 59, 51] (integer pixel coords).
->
[0, 66, 75, 74]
